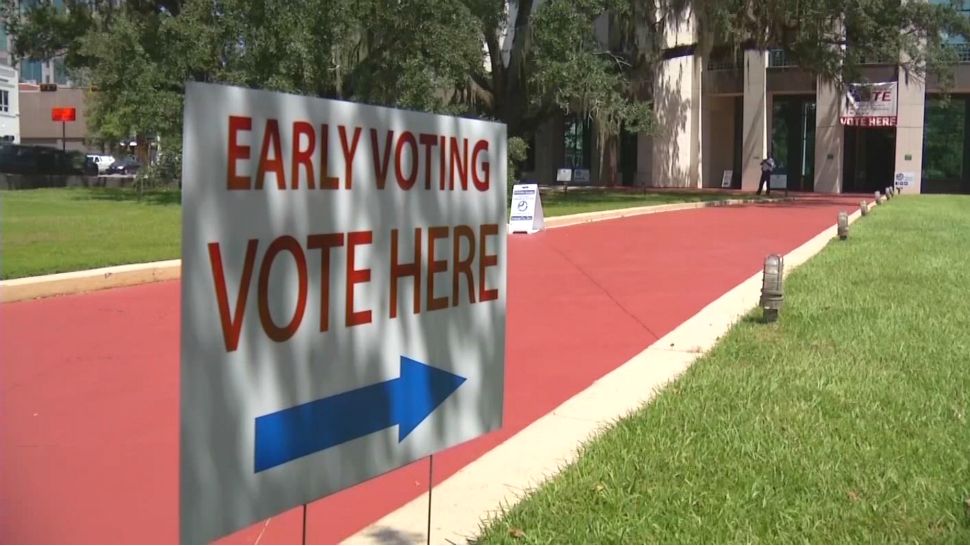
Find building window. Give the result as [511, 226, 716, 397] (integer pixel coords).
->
[0, 90, 8, 113]
[53, 58, 69, 85]
[923, 97, 966, 192]
[19, 59, 43, 83]
[563, 116, 591, 169]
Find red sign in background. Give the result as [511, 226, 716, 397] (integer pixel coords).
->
[51, 107, 77, 122]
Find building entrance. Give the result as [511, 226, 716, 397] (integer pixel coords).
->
[844, 126, 896, 193]
[620, 129, 638, 186]
[771, 96, 816, 192]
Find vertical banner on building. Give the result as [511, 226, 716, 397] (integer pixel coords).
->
[180, 82, 507, 544]
[841, 82, 898, 127]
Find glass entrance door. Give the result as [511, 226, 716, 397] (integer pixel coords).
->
[771, 96, 817, 191]
[843, 127, 896, 193]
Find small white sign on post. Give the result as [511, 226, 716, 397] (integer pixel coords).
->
[556, 168, 572, 183]
[895, 171, 915, 189]
[572, 169, 591, 184]
[721, 170, 733, 188]
[509, 183, 544, 234]
[180, 82, 507, 544]
[769, 174, 788, 190]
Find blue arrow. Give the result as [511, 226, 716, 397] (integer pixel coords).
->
[254, 356, 466, 472]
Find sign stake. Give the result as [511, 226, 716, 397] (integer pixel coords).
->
[426, 455, 434, 545]
[302, 503, 308, 545]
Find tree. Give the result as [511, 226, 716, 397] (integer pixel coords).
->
[8, 0, 967, 185]
[467, 0, 658, 183]
[2, 0, 491, 164]
[686, 0, 970, 87]
[3, 0, 656, 179]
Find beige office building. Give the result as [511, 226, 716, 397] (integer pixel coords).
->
[522, 6, 970, 196]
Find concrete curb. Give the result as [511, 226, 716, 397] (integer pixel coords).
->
[0, 260, 181, 303]
[341, 208, 865, 545]
[544, 196, 791, 230]
[0, 196, 786, 303]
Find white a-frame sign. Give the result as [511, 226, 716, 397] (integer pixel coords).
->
[508, 184, 544, 234]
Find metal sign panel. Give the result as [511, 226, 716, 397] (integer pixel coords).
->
[50, 107, 76, 122]
[895, 171, 915, 188]
[180, 82, 507, 544]
[508, 183, 544, 234]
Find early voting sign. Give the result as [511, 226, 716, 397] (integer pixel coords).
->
[508, 183, 544, 234]
[180, 82, 507, 543]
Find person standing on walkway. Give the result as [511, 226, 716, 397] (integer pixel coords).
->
[756, 153, 775, 195]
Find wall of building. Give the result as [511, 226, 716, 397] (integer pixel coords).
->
[0, 65, 20, 143]
[894, 66, 926, 194]
[702, 96, 737, 187]
[18, 86, 89, 151]
[514, 3, 970, 196]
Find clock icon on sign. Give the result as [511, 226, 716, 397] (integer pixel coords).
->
[516, 200, 528, 212]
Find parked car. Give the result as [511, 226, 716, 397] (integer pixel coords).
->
[82, 155, 99, 176]
[0, 144, 39, 174]
[85, 153, 116, 174]
[0, 144, 85, 175]
[106, 156, 141, 175]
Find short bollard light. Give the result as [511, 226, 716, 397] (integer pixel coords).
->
[838, 211, 849, 239]
[874, 190, 881, 204]
[860, 200, 869, 216]
[760, 254, 784, 323]
[886, 187, 893, 199]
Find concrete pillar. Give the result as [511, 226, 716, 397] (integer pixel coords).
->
[894, 68, 926, 195]
[814, 78, 844, 194]
[690, 55, 703, 188]
[650, 1, 700, 188]
[741, 50, 768, 191]
[651, 55, 701, 187]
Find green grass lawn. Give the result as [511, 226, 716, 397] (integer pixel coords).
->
[477, 195, 970, 544]
[539, 189, 752, 217]
[0, 188, 181, 279]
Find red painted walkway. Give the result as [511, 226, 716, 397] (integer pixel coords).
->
[0, 196, 858, 544]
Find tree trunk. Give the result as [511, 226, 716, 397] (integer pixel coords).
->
[598, 133, 619, 187]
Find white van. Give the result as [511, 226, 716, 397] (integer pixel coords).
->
[86, 154, 116, 174]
